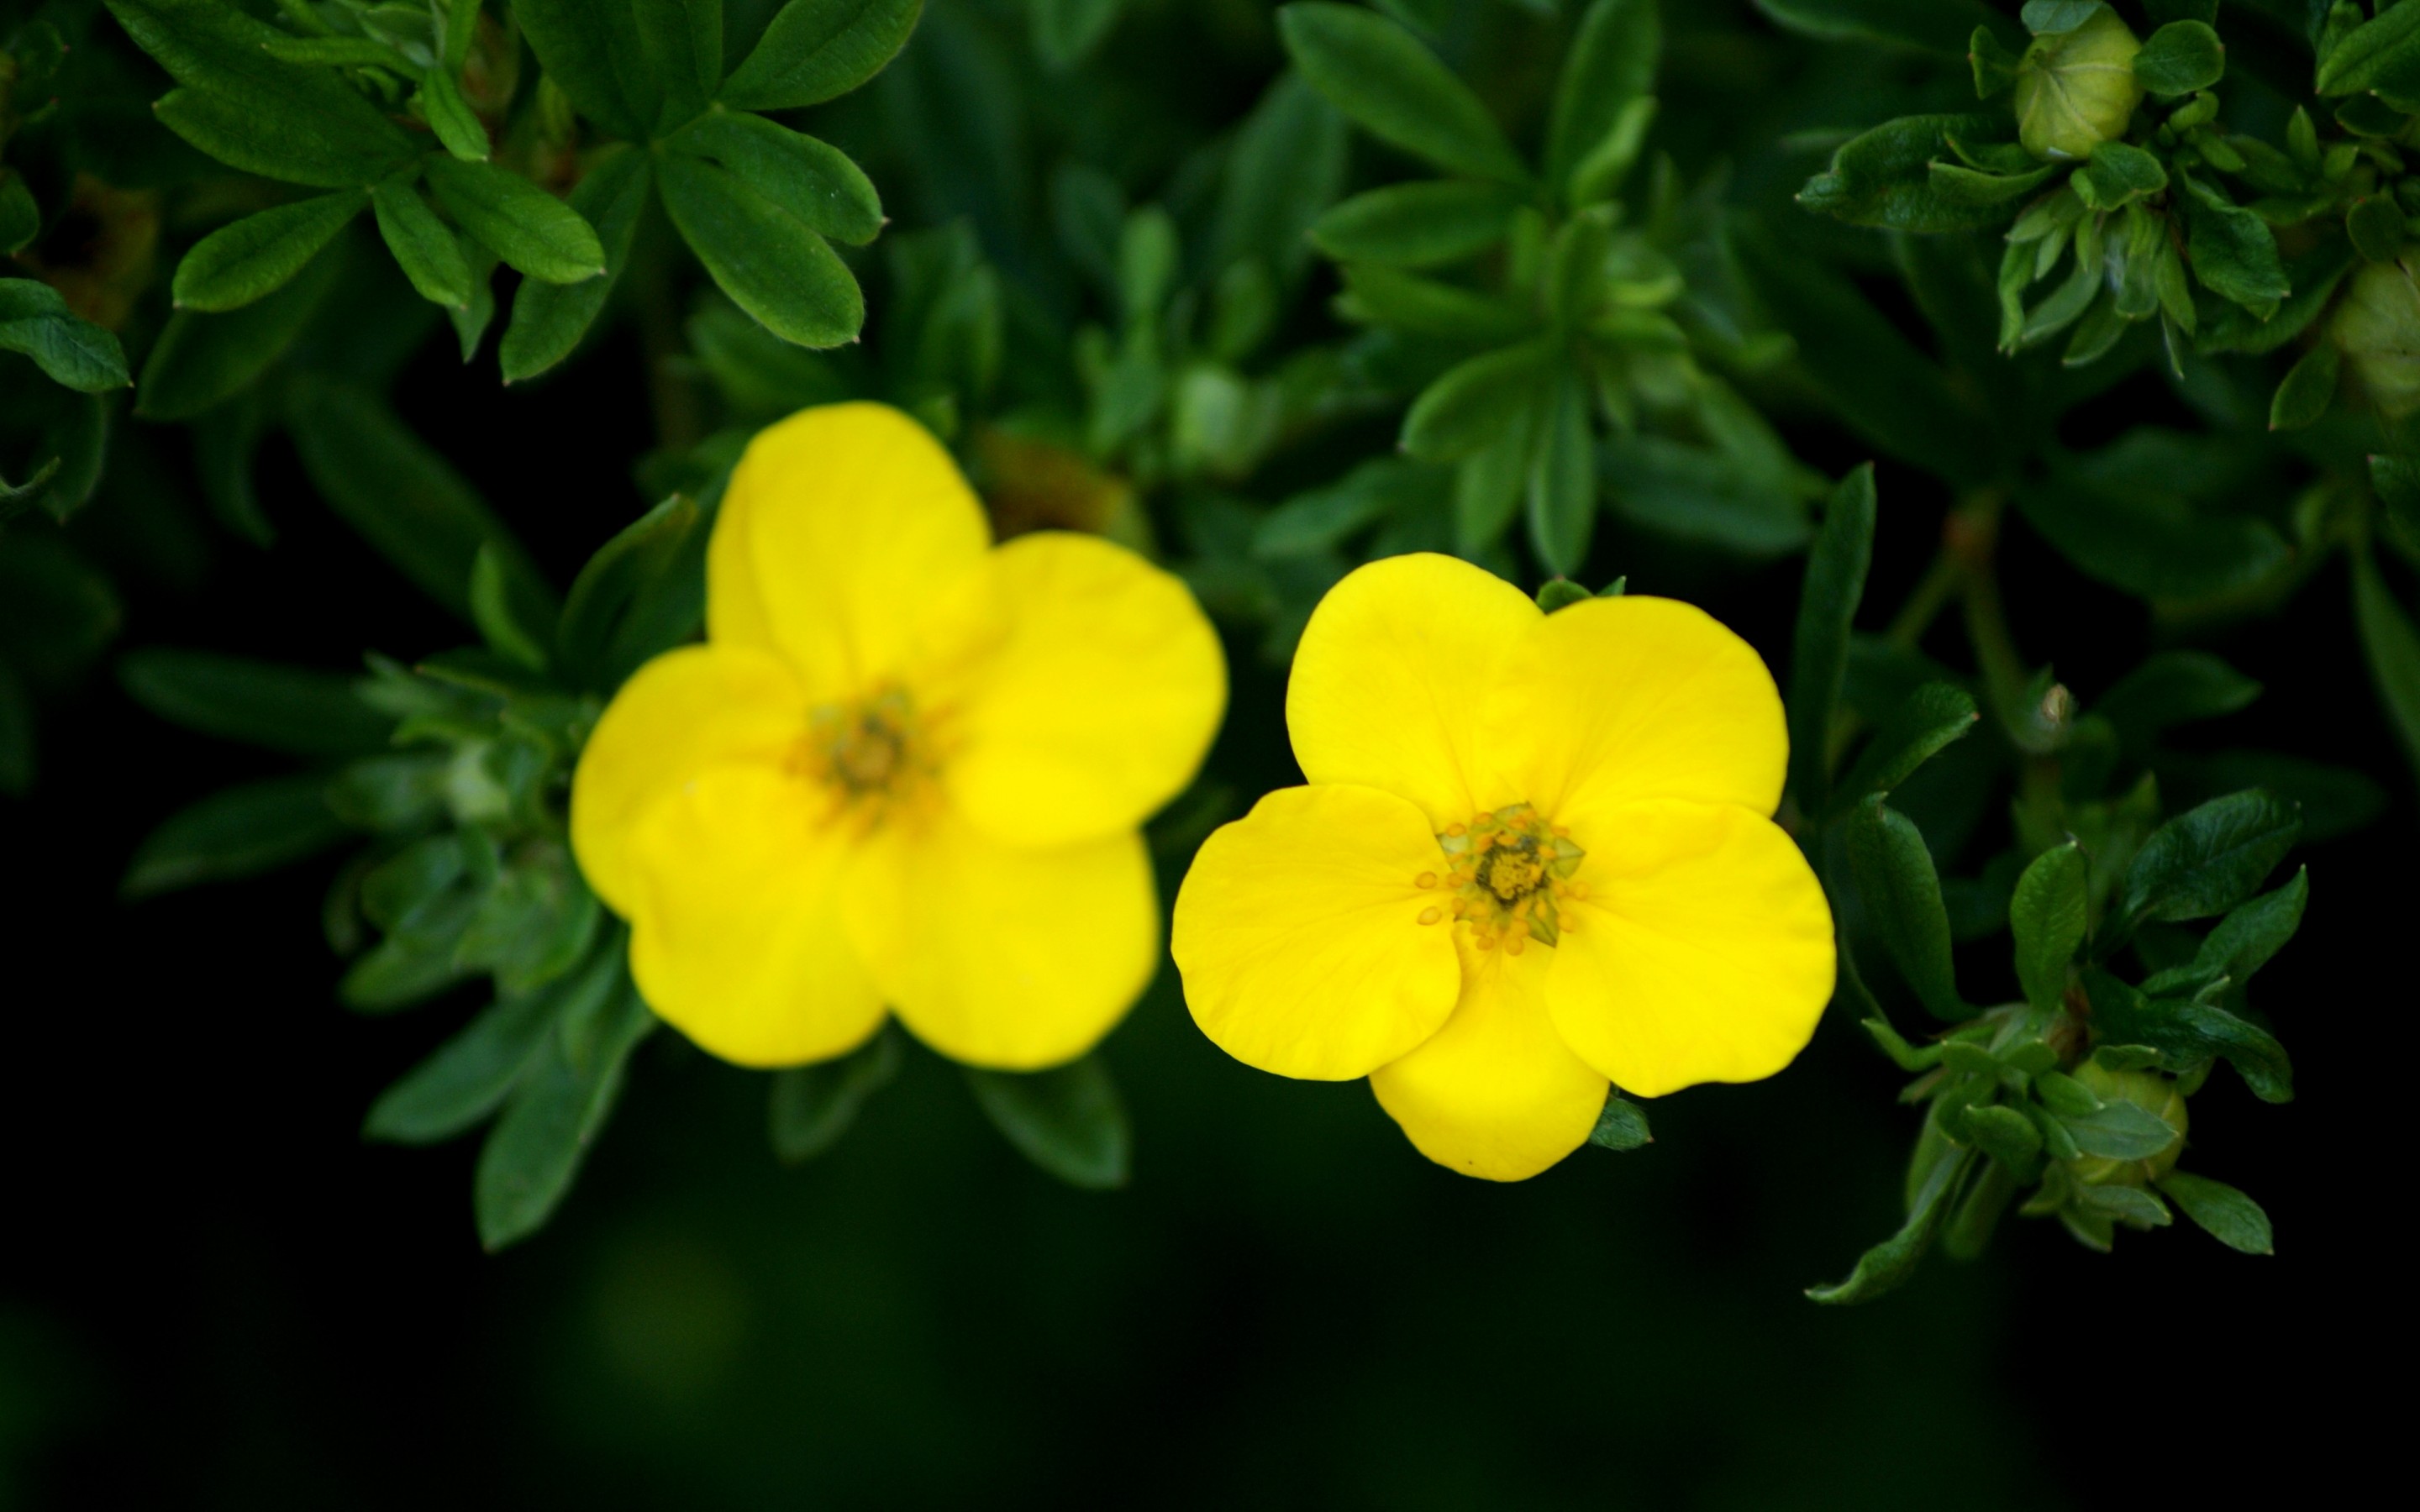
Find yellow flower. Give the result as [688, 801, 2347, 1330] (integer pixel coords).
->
[571, 403, 1226, 1070]
[1171, 554, 1833, 1181]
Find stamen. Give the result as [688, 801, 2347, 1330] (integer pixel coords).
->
[1418, 906, 1443, 926]
[1422, 802, 1586, 953]
[1415, 872, 1438, 889]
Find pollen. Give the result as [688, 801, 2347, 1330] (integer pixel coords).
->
[792, 685, 933, 824]
[1427, 802, 1584, 950]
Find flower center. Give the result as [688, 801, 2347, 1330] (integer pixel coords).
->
[1413, 803, 1586, 954]
[793, 687, 931, 822]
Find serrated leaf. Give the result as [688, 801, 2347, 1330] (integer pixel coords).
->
[171, 190, 366, 312]
[964, 1054, 1130, 1189]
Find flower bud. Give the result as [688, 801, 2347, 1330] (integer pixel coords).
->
[2068, 1059, 2188, 1186]
[2332, 257, 2420, 417]
[2015, 8, 2145, 162]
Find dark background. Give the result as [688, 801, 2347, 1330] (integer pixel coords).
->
[1, 1, 2396, 1506]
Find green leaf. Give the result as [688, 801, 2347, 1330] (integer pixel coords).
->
[2176, 169, 2288, 318]
[1536, 578, 1591, 613]
[1807, 1147, 1969, 1305]
[2156, 1171, 2273, 1255]
[1797, 114, 2013, 233]
[121, 774, 350, 897]
[2014, 460, 2289, 604]
[136, 242, 341, 418]
[419, 66, 492, 161]
[1336, 263, 1531, 341]
[364, 981, 575, 1145]
[171, 190, 366, 312]
[2082, 967, 2293, 1102]
[2057, 1099, 2177, 1160]
[1401, 337, 1558, 463]
[2033, 1068, 2099, 1117]
[475, 974, 655, 1250]
[287, 382, 556, 626]
[2317, 0, 2420, 94]
[556, 494, 704, 686]
[513, 0, 648, 137]
[1308, 181, 1524, 269]
[2131, 19, 2223, 95]
[1833, 681, 1979, 811]
[2020, 1, 2103, 34]
[2354, 549, 2420, 786]
[1587, 1090, 1651, 1151]
[1786, 465, 1876, 816]
[634, 0, 723, 128]
[2374, 454, 2420, 545]
[2010, 843, 2087, 1013]
[665, 112, 882, 246]
[1208, 71, 1349, 284]
[1847, 795, 1967, 1022]
[1958, 1103, 2043, 1168]
[501, 147, 652, 384]
[721, 0, 924, 112]
[1526, 365, 1596, 577]
[1255, 458, 1442, 559]
[2118, 789, 2300, 931]
[423, 155, 606, 284]
[2077, 140, 2166, 210]
[117, 648, 392, 757]
[2347, 195, 2405, 264]
[1278, 3, 1528, 184]
[371, 176, 475, 309]
[964, 1054, 1131, 1189]
[0, 280, 132, 393]
[2074, 1181, 2171, 1226]
[657, 150, 864, 349]
[1754, 0, 1991, 55]
[1547, 0, 1660, 200]
[768, 1029, 902, 1163]
[0, 169, 39, 257]
[2096, 650, 2260, 755]
[1928, 159, 2060, 207]
[2268, 343, 2339, 431]
[2174, 867, 2307, 990]
[471, 543, 552, 670]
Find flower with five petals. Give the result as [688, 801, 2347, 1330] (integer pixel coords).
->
[1171, 554, 1834, 1179]
[572, 403, 1226, 1070]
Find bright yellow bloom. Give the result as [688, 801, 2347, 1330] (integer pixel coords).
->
[1171, 554, 1833, 1181]
[571, 403, 1226, 1070]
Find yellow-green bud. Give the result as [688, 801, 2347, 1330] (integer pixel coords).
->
[2014, 9, 2145, 162]
[2068, 1060, 2187, 1186]
[2332, 258, 2420, 417]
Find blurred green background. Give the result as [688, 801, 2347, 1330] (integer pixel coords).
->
[0, 0, 2391, 1504]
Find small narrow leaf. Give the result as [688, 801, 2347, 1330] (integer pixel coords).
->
[121, 775, 350, 897]
[720, 0, 925, 112]
[371, 176, 475, 309]
[1847, 795, 1966, 1021]
[1807, 1147, 1969, 1305]
[1587, 1090, 1652, 1151]
[2157, 1171, 2275, 1254]
[171, 190, 366, 312]
[424, 155, 605, 285]
[2009, 843, 2087, 1013]
[118, 648, 391, 757]
[964, 1054, 1131, 1189]
[769, 1029, 902, 1163]
[1786, 463, 1876, 816]
[1278, 2, 1528, 183]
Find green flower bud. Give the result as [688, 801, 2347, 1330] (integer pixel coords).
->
[2069, 1060, 2188, 1186]
[2015, 8, 2145, 162]
[2332, 257, 2420, 417]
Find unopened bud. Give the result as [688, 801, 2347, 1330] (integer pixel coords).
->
[2068, 1060, 2188, 1186]
[2015, 8, 2144, 162]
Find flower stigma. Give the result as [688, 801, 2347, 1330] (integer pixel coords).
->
[792, 686, 934, 826]
[1422, 803, 1586, 953]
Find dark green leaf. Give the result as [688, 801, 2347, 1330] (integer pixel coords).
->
[1797, 114, 2012, 233]
[1255, 458, 1440, 559]
[1587, 1090, 1651, 1151]
[634, 0, 724, 128]
[364, 979, 582, 1145]
[721, 0, 924, 112]
[2119, 788, 2300, 930]
[501, 147, 652, 384]
[1753, 0, 1991, 55]
[371, 176, 475, 309]
[0, 280, 132, 393]
[657, 150, 864, 348]
[2156, 1171, 2273, 1254]
[1958, 1103, 2043, 1168]
[1807, 1147, 1969, 1304]
[2177, 867, 2307, 990]
[2013, 480, 2289, 604]
[1401, 337, 1558, 462]
[2074, 1181, 2171, 1226]
[1833, 681, 1979, 811]
[769, 1029, 902, 1162]
[1536, 579, 1591, 613]
[136, 241, 342, 418]
[2348, 195, 2405, 263]
[665, 112, 883, 245]
[1525, 365, 1595, 577]
[2131, 19, 2223, 94]
[287, 382, 556, 626]
[513, 0, 649, 137]
[1278, 3, 1528, 184]
[2018, 0, 2101, 32]
[1309, 181, 1524, 269]
[2354, 550, 2420, 785]
[2096, 650, 2260, 755]
[2033, 1068, 2099, 1117]
[0, 170, 39, 257]
[1547, 0, 1660, 199]
[1848, 795, 1967, 1021]
[964, 1054, 1130, 1189]
[2177, 169, 2288, 318]
[2268, 343, 2339, 431]
[171, 191, 366, 312]
[475, 974, 655, 1250]
[2083, 967, 2293, 1102]
[1336, 264, 1530, 341]
[557, 494, 704, 685]
[117, 648, 391, 757]
[2010, 842, 2087, 1013]
[2077, 140, 2167, 209]
[2057, 1098, 2177, 1160]
[2316, 0, 2420, 94]
[419, 66, 492, 162]
[121, 774, 349, 897]
[1928, 160, 2060, 207]
[424, 155, 605, 284]
[1208, 71, 1348, 283]
[471, 543, 552, 670]
[1786, 465, 1875, 816]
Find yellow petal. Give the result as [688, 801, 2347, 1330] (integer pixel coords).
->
[922, 532, 1226, 848]
[1286, 553, 1541, 829]
[1369, 932, 1608, 1181]
[569, 643, 807, 918]
[842, 806, 1156, 1070]
[1484, 595, 1788, 827]
[1171, 784, 1461, 1081]
[710, 402, 991, 696]
[624, 764, 886, 1068]
[1546, 800, 1834, 1097]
